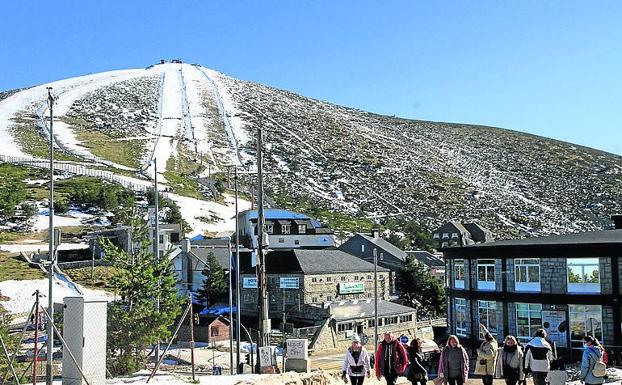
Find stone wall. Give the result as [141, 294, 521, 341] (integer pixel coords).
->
[599, 257, 613, 294]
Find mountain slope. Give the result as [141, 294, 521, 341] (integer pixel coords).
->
[1, 62, 621, 239]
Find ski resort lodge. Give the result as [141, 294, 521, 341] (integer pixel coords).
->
[443, 216, 622, 359]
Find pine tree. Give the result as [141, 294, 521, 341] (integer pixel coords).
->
[101, 209, 183, 375]
[197, 253, 228, 307]
[396, 256, 446, 317]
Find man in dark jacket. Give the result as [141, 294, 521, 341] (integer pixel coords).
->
[375, 331, 408, 385]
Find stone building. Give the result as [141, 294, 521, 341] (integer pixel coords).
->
[237, 209, 335, 250]
[432, 221, 493, 249]
[239, 248, 391, 322]
[443, 221, 622, 359]
[312, 299, 422, 351]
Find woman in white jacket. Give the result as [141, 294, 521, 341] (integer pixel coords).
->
[342, 334, 371, 385]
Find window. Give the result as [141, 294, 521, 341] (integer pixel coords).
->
[477, 259, 495, 290]
[211, 326, 220, 337]
[367, 274, 372, 280]
[170, 233, 180, 243]
[294, 239, 300, 245]
[367, 293, 372, 298]
[515, 259, 540, 292]
[455, 298, 467, 336]
[477, 300, 498, 337]
[311, 297, 318, 303]
[368, 319, 375, 327]
[337, 322, 353, 332]
[265, 224, 274, 234]
[298, 224, 307, 234]
[159, 235, 164, 244]
[326, 276, 332, 282]
[278, 238, 285, 243]
[311, 277, 317, 283]
[433, 233, 440, 239]
[326, 296, 332, 301]
[341, 276, 346, 281]
[567, 258, 600, 293]
[361, 244, 365, 252]
[400, 314, 413, 323]
[516, 303, 542, 343]
[384, 316, 398, 325]
[442, 233, 449, 239]
[354, 276, 359, 281]
[282, 224, 291, 234]
[454, 260, 465, 289]
[569, 305, 602, 344]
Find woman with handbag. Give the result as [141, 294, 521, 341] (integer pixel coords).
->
[406, 338, 428, 385]
[475, 333, 498, 385]
[437, 335, 469, 385]
[494, 335, 524, 385]
[342, 334, 371, 385]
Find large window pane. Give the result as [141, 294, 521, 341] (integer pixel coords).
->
[516, 303, 542, 342]
[515, 259, 540, 292]
[455, 298, 467, 336]
[478, 300, 497, 336]
[567, 258, 600, 293]
[569, 305, 602, 344]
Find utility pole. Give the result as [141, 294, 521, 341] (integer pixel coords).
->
[34, 290, 40, 385]
[234, 167, 242, 372]
[46, 88, 55, 385]
[188, 293, 195, 382]
[256, 127, 269, 349]
[373, 248, 379, 350]
[153, 158, 160, 363]
[228, 236, 234, 374]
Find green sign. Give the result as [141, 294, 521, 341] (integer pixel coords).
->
[338, 282, 365, 294]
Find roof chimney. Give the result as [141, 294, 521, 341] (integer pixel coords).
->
[612, 215, 622, 230]
[371, 228, 379, 239]
[181, 238, 191, 253]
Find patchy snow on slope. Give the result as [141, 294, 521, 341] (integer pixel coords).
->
[183, 65, 214, 157]
[146, 63, 185, 180]
[0, 278, 112, 315]
[0, 69, 150, 160]
[166, 193, 251, 237]
[0, 242, 88, 253]
[198, 67, 250, 158]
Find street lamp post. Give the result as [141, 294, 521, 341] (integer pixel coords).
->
[46, 88, 55, 385]
[234, 168, 242, 372]
[153, 158, 160, 363]
[373, 248, 379, 350]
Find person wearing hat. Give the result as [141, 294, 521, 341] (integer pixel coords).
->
[342, 333, 371, 384]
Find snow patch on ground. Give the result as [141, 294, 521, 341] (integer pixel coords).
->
[0, 68, 150, 160]
[166, 193, 251, 237]
[0, 278, 112, 315]
[0, 242, 88, 253]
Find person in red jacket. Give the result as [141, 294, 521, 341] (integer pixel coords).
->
[375, 331, 408, 385]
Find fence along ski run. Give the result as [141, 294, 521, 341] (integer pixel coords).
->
[0, 155, 150, 193]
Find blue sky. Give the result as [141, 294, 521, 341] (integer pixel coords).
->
[2, 1, 621, 154]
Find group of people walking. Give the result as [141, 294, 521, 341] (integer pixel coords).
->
[341, 331, 424, 385]
[341, 328, 608, 385]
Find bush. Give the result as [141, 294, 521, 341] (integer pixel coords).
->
[53, 199, 69, 214]
[22, 202, 38, 220]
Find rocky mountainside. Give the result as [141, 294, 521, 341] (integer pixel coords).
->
[1, 61, 621, 239]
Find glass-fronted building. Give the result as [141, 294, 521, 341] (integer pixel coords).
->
[443, 227, 622, 358]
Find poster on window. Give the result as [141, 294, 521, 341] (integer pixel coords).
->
[542, 310, 567, 347]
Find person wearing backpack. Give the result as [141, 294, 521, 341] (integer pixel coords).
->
[579, 336, 606, 385]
